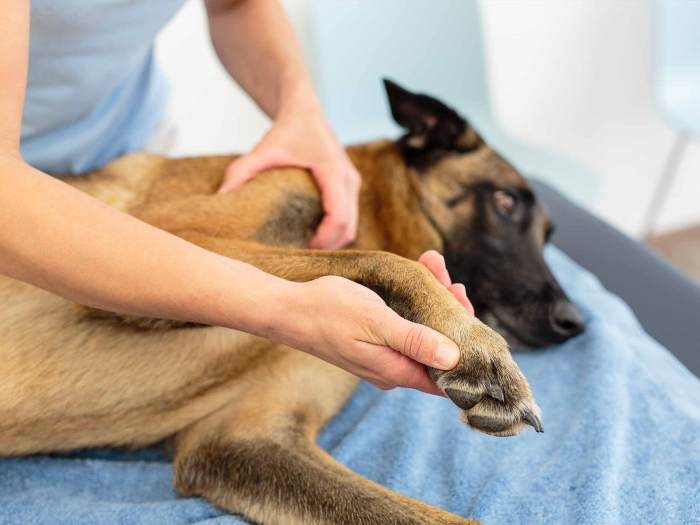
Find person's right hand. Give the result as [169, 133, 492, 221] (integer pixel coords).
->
[275, 251, 472, 395]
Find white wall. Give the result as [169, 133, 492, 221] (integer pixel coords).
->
[154, 0, 312, 156]
[154, 0, 270, 156]
[480, 0, 700, 236]
[156, 0, 699, 238]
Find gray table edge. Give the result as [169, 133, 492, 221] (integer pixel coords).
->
[530, 179, 700, 378]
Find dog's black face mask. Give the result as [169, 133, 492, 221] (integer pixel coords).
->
[384, 79, 584, 348]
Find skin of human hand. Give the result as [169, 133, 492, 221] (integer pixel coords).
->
[275, 250, 474, 396]
[218, 100, 361, 250]
[205, 0, 359, 249]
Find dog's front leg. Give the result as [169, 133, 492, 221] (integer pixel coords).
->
[175, 236, 542, 436]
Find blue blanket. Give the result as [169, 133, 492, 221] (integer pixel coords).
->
[1, 248, 699, 525]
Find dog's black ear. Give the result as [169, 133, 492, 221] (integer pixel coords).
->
[383, 78, 467, 152]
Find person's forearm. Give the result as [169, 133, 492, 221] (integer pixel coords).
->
[0, 156, 294, 336]
[204, 0, 318, 118]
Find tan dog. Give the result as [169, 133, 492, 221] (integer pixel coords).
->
[0, 81, 583, 525]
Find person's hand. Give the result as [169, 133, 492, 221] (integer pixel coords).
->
[277, 250, 474, 395]
[417, 250, 474, 316]
[218, 99, 360, 249]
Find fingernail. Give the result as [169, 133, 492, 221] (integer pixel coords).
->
[435, 342, 460, 369]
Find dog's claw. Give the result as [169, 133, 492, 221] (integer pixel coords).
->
[486, 383, 505, 402]
[522, 409, 543, 433]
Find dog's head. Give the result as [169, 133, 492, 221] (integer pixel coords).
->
[384, 79, 584, 348]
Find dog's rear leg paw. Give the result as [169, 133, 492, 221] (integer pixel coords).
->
[430, 323, 542, 437]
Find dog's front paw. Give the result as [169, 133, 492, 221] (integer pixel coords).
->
[429, 322, 542, 436]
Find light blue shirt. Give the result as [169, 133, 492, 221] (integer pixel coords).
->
[21, 0, 187, 175]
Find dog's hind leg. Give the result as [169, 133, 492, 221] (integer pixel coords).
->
[172, 349, 479, 525]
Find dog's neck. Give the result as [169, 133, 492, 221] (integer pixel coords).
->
[346, 140, 443, 259]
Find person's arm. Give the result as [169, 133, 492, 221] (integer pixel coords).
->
[205, 0, 360, 249]
[0, 2, 287, 333]
[1, 0, 461, 395]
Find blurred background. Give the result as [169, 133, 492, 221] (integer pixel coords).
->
[155, 0, 700, 280]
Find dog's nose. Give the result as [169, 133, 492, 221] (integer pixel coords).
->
[549, 301, 585, 338]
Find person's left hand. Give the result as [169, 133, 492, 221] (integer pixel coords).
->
[218, 100, 361, 249]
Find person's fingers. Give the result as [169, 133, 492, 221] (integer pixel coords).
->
[449, 282, 475, 315]
[339, 170, 360, 245]
[371, 310, 460, 370]
[314, 168, 358, 248]
[218, 155, 261, 194]
[309, 167, 359, 249]
[218, 145, 287, 194]
[419, 250, 475, 315]
[309, 212, 347, 249]
[418, 250, 451, 287]
[367, 352, 445, 396]
[396, 363, 446, 395]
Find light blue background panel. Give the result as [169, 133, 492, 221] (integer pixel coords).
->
[656, 0, 700, 135]
[21, 0, 186, 175]
[310, 0, 597, 205]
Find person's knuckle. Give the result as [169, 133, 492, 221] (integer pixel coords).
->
[320, 171, 338, 185]
[326, 275, 347, 287]
[262, 145, 287, 163]
[314, 275, 344, 292]
[402, 324, 433, 362]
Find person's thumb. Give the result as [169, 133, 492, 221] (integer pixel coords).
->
[218, 152, 268, 194]
[378, 311, 461, 370]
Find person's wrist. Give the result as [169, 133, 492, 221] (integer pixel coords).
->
[274, 70, 323, 121]
[195, 257, 302, 341]
[242, 273, 311, 349]
[251, 277, 360, 370]
[258, 277, 330, 360]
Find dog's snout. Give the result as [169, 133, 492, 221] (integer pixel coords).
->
[549, 301, 585, 338]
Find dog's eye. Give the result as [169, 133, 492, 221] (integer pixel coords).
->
[493, 190, 517, 216]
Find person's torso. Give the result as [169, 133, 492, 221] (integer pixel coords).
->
[21, 0, 186, 174]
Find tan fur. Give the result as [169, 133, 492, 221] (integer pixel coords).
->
[0, 140, 538, 524]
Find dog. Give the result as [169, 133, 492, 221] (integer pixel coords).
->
[0, 80, 583, 525]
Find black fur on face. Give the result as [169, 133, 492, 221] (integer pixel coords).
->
[442, 181, 583, 347]
[384, 79, 584, 348]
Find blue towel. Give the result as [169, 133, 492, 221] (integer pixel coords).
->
[1, 248, 698, 525]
